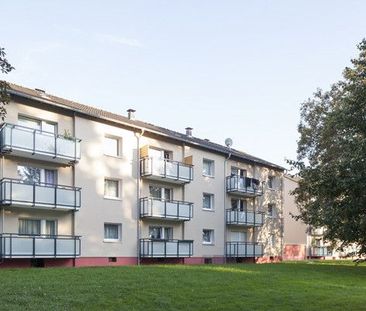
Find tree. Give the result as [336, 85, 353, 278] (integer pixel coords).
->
[290, 39, 366, 257]
[0, 47, 14, 120]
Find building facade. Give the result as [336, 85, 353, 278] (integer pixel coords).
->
[0, 84, 284, 268]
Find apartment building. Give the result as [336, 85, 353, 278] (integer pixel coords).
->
[0, 84, 284, 268]
[283, 175, 350, 260]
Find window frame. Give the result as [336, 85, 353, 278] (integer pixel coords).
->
[148, 226, 173, 240]
[18, 115, 58, 135]
[103, 223, 122, 242]
[104, 178, 121, 200]
[267, 203, 276, 218]
[18, 218, 58, 236]
[202, 229, 214, 245]
[202, 159, 215, 177]
[104, 135, 122, 158]
[268, 176, 276, 189]
[202, 193, 214, 211]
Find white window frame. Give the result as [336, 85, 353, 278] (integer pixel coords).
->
[18, 115, 58, 134]
[104, 223, 122, 242]
[104, 135, 121, 157]
[202, 229, 214, 245]
[17, 165, 58, 185]
[149, 226, 173, 240]
[269, 233, 275, 248]
[202, 159, 215, 177]
[202, 193, 214, 211]
[18, 218, 58, 236]
[104, 178, 121, 200]
[149, 185, 172, 200]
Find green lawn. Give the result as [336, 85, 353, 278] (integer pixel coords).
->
[0, 261, 365, 310]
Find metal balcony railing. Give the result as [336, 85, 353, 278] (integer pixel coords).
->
[0, 178, 81, 210]
[226, 176, 263, 197]
[140, 197, 193, 221]
[226, 209, 264, 226]
[226, 242, 264, 257]
[311, 246, 332, 257]
[0, 123, 81, 164]
[140, 239, 193, 258]
[0, 233, 81, 258]
[140, 157, 193, 184]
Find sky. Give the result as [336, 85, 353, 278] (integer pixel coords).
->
[1, 0, 366, 168]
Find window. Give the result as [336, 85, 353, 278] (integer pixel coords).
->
[149, 186, 172, 200]
[149, 226, 173, 240]
[202, 159, 215, 177]
[104, 179, 120, 199]
[104, 136, 120, 157]
[19, 219, 41, 235]
[231, 167, 246, 177]
[18, 219, 57, 235]
[231, 199, 247, 211]
[150, 148, 171, 160]
[203, 193, 214, 210]
[230, 231, 247, 242]
[17, 166, 57, 184]
[104, 223, 121, 241]
[202, 229, 214, 244]
[18, 116, 57, 134]
[268, 176, 275, 189]
[267, 204, 276, 217]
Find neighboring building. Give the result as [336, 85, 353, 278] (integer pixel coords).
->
[283, 175, 346, 260]
[0, 84, 284, 268]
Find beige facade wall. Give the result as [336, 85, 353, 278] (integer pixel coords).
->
[1, 96, 284, 261]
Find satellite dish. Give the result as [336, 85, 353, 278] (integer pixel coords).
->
[225, 138, 233, 148]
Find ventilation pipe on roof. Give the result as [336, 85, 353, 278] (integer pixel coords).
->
[185, 127, 193, 137]
[127, 109, 136, 120]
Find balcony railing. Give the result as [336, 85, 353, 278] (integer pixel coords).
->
[0, 123, 81, 164]
[140, 157, 193, 184]
[0, 178, 81, 210]
[140, 239, 193, 258]
[226, 176, 263, 197]
[226, 242, 264, 257]
[226, 209, 264, 226]
[311, 246, 332, 257]
[0, 233, 81, 258]
[140, 197, 193, 221]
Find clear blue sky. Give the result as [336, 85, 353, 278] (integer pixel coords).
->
[1, 1, 365, 167]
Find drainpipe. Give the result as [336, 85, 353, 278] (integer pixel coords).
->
[223, 149, 232, 263]
[72, 112, 76, 267]
[182, 143, 185, 240]
[135, 129, 145, 265]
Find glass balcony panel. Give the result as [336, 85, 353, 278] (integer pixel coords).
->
[165, 201, 178, 217]
[57, 188, 76, 207]
[35, 185, 55, 205]
[178, 203, 191, 218]
[57, 239, 77, 256]
[35, 238, 54, 256]
[165, 161, 178, 178]
[165, 241, 177, 256]
[151, 200, 164, 216]
[11, 182, 33, 203]
[35, 132, 55, 154]
[9, 237, 33, 256]
[57, 137, 75, 158]
[178, 242, 191, 256]
[179, 165, 191, 180]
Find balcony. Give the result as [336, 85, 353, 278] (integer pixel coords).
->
[140, 239, 193, 258]
[140, 157, 193, 184]
[226, 209, 264, 227]
[0, 123, 81, 165]
[140, 197, 193, 221]
[310, 246, 332, 257]
[226, 242, 264, 257]
[226, 176, 263, 197]
[0, 234, 81, 258]
[0, 178, 81, 210]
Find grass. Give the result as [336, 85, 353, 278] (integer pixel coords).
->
[0, 261, 365, 310]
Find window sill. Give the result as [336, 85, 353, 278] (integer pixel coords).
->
[202, 242, 215, 246]
[202, 174, 215, 178]
[103, 239, 121, 243]
[104, 196, 122, 201]
[202, 208, 215, 212]
[104, 154, 123, 159]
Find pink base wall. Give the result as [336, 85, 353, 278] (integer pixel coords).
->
[184, 257, 225, 264]
[283, 244, 307, 260]
[75, 257, 137, 267]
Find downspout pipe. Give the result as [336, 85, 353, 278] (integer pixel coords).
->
[135, 129, 145, 265]
[223, 148, 232, 264]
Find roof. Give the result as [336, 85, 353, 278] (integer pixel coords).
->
[8, 83, 285, 171]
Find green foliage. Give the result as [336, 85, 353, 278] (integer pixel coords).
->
[0, 47, 14, 120]
[290, 39, 366, 256]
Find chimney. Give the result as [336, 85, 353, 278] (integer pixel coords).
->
[127, 109, 136, 120]
[185, 127, 193, 137]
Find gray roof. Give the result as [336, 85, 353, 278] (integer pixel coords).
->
[8, 83, 284, 171]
